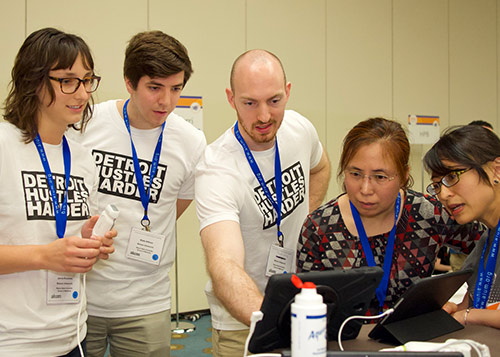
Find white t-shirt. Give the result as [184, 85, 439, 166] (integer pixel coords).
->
[0, 122, 98, 356]
[70, 99, 206, 318]
[195, 110, 323, 330]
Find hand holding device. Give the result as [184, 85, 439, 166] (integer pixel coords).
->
[92, 204, 119, 260]
[92, 204, 119, 236]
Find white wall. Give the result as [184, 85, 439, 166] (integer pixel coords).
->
[1, 0, 498, 312]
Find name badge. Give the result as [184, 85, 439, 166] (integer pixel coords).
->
[125, 227, 165, 266]
[265, 244, 294, 277]
[47, 271, 80, 304]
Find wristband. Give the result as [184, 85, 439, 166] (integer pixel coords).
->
[464, 308, 470, 325]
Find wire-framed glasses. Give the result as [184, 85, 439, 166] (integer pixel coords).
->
[426, 168, 471, 196]
[49, 75, 101, 94]
[346, 170, 396, 185]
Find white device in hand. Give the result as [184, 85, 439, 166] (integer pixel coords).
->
[92, 204, 119, 236]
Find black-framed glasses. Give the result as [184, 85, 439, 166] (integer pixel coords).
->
[49, 75, 101, 94]
[426, 168, 471, 196]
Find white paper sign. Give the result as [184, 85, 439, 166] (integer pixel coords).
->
[407, 114, 440, 145]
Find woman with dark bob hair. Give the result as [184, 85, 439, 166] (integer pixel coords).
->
[0, 28, 115, 356]
[424, 125, 500, 329]
[297, 117, 486, 316]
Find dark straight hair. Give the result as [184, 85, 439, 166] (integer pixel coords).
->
[423, 125, 500, 185]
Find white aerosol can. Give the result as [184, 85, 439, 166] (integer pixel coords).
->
[291, 275, 327, 357]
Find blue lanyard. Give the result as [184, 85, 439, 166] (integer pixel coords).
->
[233, 122, 284, 246]
[33, 134, 71, 239]
[473, 219, 500, 309]
[123, 99, 165, 229]
[350, 193, 401, 308]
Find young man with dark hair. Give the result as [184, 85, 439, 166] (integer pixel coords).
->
[71, 30, 206, 357]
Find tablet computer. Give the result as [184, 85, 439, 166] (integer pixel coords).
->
[369, 269, 473, 345]
[248, 266, 383, 354]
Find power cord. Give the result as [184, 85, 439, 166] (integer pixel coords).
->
[381, 338, 491, 357]
[243, 308, 490, 357]
[77, 206, 118, 356]
[76, 273, 86, 357]
[244, 308, 396, 356]
[243, 311, 281, 357]
[337, 308, 395, 351]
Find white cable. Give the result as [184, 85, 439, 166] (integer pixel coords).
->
[337, 308, 395, 351]
[77, 208, 117, 356]
[76, 273, 85, 357]
[243, 311, 280, 356]
[382, 338, 490, 357]
[244, 311, 264, 357]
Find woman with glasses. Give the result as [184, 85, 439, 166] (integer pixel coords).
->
[424, 125, 500, 329]
[297, 117, 486, 316]
[0, 28, 115, 356]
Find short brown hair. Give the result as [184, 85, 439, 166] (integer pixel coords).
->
[124, 30, 192, 89]
[3, 27, 96, 143]
[338, 117, 414, 190]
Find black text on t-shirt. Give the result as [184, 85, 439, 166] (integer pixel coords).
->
[92, 149, 167, 203]
[253, 161, 306, 230]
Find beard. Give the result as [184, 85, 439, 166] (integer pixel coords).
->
[236, 117, 280, 146]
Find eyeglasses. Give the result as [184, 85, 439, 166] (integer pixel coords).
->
[426, 168, 471, 196]
[49, 75, 101, 94]
[346, 170, 396, 185]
